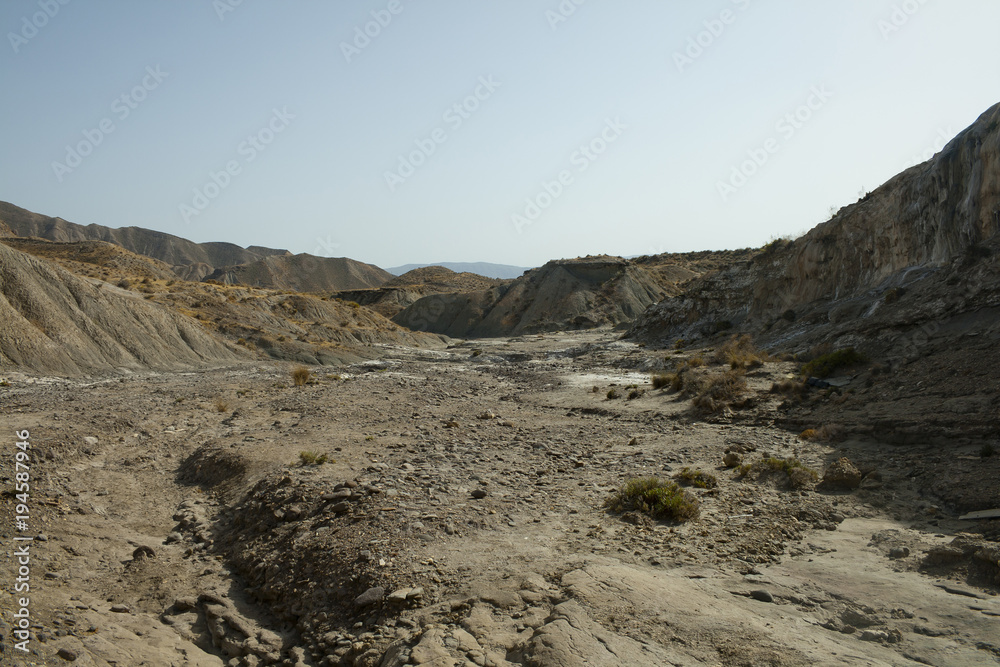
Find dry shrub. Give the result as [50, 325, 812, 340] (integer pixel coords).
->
[291, 366, 311, 387]
[213, 397, 229, 413]
[688, 369, 747, 413]
[687, 355, 706, 368]
[771, 378, 807, 396]
[651, 373, 671, 390]
[714, 334, 768, 370]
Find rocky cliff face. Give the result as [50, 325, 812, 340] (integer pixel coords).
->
[630, 102, 1000, 346]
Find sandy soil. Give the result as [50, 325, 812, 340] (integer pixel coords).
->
[2, 330, 998, 666]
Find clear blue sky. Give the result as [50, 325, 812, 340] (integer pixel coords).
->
[2, 1, 998, 269]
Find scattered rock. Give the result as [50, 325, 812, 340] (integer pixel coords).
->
[822, 458, 863, 490]
[749, 589, 773, 603]
[471, 488, 488, 499]
[57, 647, 79, 661]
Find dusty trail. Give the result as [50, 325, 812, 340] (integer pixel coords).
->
[1, 330, 998, 666]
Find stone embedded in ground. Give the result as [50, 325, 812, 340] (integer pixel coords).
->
[57, 648, 79, 661]
[750, 589, 774, 603]
[471, 488, 487, 499]
[354, 586, 385, 607]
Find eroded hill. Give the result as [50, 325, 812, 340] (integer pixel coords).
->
[394, 251, 755, 337]
[0, 242, 245, 374]
[332, 266, 507, 319]
[204, 253, 393, 293]
[0, 201, 289, 281]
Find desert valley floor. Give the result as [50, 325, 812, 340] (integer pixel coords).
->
[2, 330, 998, 666]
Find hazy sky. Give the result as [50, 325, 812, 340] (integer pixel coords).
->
[2, 1, 999, 269]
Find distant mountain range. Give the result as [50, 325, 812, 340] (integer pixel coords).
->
[0, 203, 533, 286]
[386, 262, 531, 280]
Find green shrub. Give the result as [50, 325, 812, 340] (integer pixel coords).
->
[800, 348, 867, 378]
[604, 477, 699, 522]
[713, 334, 767, 370]
[676, 467, 718, 489]
[299, 451, 328, 466]
[606, 388, 621, 400]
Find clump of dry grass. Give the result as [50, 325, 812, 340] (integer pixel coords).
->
[771, 378, 807, 396]
[606, 388, 621, 400]
[651, 373, 671, 390]
[688, 369, 748, 413]
[714, 334, 768, 370]
[605, 477, 699, 522]
[213, 397, 229, 413]
[291, 366, 311, 387]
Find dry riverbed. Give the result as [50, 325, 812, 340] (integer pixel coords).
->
[1, 330, 998, 666]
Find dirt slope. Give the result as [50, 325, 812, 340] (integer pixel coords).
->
[0, 201, 289, 276]
[204, 253, 393, 293]
[0, 242, 245, 374]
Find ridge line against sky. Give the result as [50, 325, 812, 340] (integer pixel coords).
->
[2, 0, 999, 267]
